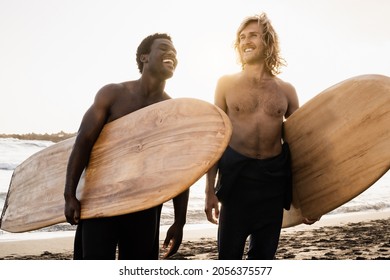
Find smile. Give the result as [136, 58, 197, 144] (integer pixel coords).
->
[163, 59, 175, 65]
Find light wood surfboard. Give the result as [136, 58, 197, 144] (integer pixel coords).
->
[282, 74, 390, 228]
[0, 98, 232, 233]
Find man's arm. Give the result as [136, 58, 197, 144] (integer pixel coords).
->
[284, 81, 299, 118]
[162, 189, 189, 258]
[64, 85, 114, 225]
[204, 164, 220, 224]
[204, 76, 228, 224]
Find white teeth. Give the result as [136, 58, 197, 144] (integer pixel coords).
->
[244, 48, 253, 53]
[163, 59, 174, 64]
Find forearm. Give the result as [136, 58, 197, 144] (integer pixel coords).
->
[172, 189, 189, 226]
[64, 136, 94, 199]
[205, 163, 218, 196]
[204, 163, 220, 224]
[64, 156, 85, 199]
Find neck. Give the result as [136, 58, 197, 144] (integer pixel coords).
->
[138, 74, 166, 97]
[242, 62, 271, 80]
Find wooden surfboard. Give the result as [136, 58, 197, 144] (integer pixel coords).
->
[282, 74, 390, 228]
[0, 98, 232, 233]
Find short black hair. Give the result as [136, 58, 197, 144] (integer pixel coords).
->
[136, 33, 172, 73]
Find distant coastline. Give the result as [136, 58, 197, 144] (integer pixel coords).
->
[0, 131, 76, 143]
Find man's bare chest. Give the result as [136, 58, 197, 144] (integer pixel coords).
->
[226, 87, 288, 118]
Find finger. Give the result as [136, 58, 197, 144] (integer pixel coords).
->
[302, 217, 319, 225]
[214, 207, 220, 222]
[210, 204, 220, 224]
[163, 240, 179, 259]
[73, 209, 80, 224]
[162, 236, 171, 249]
[68, 218, 77, 225]
[65, 211, 74, 225]
[205, 209, 217, 224]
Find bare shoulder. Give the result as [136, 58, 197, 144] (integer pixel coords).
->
[96, 82, 127, 97]
[274, 77, 296, 95]
[274, 77, 299, 116]
[214, 74, 239, 110]
[217, 73, 239, 85]
[216, 73, 241, 95]
[274, 77, 298, 102]
[94, 81, 135, 103]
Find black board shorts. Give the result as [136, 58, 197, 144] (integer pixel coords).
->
[73, 205, 162, 260]
[215, 142, 292, 210]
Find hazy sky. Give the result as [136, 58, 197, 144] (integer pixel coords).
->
[1, 0, 389, 134]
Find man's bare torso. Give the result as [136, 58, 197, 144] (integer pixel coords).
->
[217, 73, 294, 159]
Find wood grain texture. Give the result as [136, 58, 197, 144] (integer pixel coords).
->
[282, 74, 390, 227]
[1, 98, 232, 232]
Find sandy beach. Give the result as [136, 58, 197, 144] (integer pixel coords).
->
[0, 211, 389, 260]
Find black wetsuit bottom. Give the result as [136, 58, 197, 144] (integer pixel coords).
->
[216, 144, 292, 260]
[73, 205, 162, 260]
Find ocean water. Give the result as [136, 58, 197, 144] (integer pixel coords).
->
[0, 138, 389, 232]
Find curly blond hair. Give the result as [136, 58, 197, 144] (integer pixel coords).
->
[234, 13, 286, 75]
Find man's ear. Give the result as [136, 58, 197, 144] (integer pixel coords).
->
[140, 54, 149, 63]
